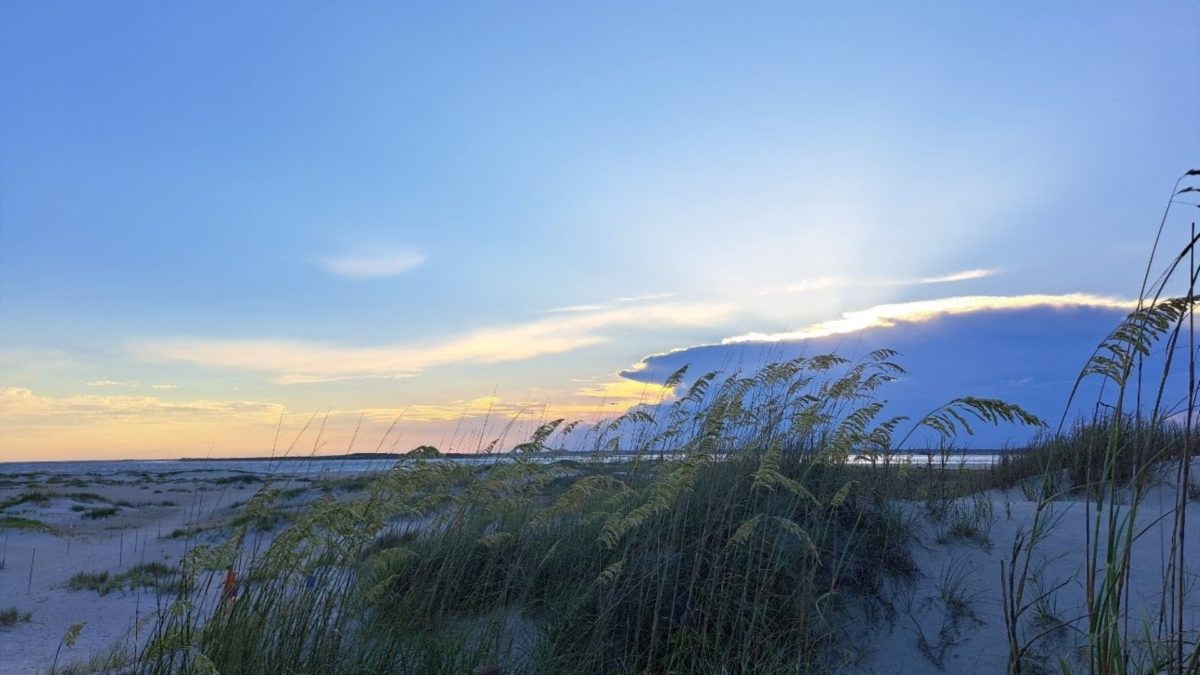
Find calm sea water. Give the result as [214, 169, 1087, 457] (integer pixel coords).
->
[0, 456, 468, 478]
[0, 451, 1006, 477]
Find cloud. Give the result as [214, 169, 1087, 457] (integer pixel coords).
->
[723, 293, 1134, 344]
[83, 380, 177, 390]
[779, 277, 842, 293]
[547, 292, 677, 314]
[614, 301, 1151, 446]
[773, 268, 998, 295]
[135, 301, 736, 384]
[355, 397, 513, 424]
[315, 248, 426, 278]
[363, 378, 680, 425]
[85, 379, 136, 387]
[573, 379, 675, 403]
[1, 387, 284, 421]
[547, 304, 608, 313]
[353, 392, 656, 426]
[614, 292, 676, 303]
[918, 269, 996, 284]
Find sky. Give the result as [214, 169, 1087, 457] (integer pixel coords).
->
[1, 2, 1198, 460]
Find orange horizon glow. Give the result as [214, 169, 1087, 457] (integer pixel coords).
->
[1, 293, 1138, 461]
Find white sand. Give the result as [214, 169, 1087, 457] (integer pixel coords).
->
[0, 471, 281, 674]
[2, 462, 1196, 674]
[862, 460, 1200, 673]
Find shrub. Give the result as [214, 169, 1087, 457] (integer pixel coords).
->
[82, 506, 119, 520]
[0, 607, 32, 627]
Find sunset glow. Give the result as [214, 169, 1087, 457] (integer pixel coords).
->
[1, 3, 1195, 460]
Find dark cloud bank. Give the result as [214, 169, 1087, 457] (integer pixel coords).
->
[619, 305, 1179, 448]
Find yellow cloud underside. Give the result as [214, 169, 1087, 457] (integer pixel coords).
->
[2, 387, 284, 419]
[355, 380, 673, 425]
[136, 301, 735, 384]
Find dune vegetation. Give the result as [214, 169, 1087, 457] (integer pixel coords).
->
[58, 172, 1198, 674]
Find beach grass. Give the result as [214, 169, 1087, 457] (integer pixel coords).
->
[0, 516, 54, 533]
[68, 563, 178, 596]
[117, 169, 1200, 674]
[130, 348, 1056, 674]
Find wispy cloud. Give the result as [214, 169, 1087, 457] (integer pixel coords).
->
[136, 301, 736, 384]
[614, 292, 676, 303]
[547, 292, 676, 314]
[315, 248, 426, 279]
[2, 387, 284, 420]
[84, 379, 178, 390]
[773, 268, 999, 295]
[547, 304, 609, 314]
[85, 378, 136, 387]
[723, 293, 1135, 344]
[917, 268, 996, 284]
[778, 277, 842, 293]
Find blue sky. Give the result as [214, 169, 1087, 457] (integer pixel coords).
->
[1, 2, 1197, 459]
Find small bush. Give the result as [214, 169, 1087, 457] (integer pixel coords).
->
[69, 563, 178, 595]
[69, 571, 118, 595]
[990, 417, 1197, 495]
[212, 474, 262, 486]
[935, 494, 994, 548]
[0, 607, 32, 627]
[0, 491, 52, 510]
[82, 506, 119, 520]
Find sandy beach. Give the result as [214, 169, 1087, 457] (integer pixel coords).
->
[0, 464, 329, 674]
[865, 463, 1200, 672]
[1, 458, 1197, 673]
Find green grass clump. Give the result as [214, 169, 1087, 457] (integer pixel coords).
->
[318, 475, 372, 493]
[167, 526, 207, 539]
[0, 491, 52, 510]
[67, 492, 106, 503]
[69, 563, 178, 595]
[933, 494, 995, 548]
[211, 474, 262, 486]
[68, 571, 117, 595]
[0, 607, 32, 627]
[82, 506, 119, 520]
[122, 562, 177, 590]
[228, 506, 292, 532]
[0, 516, 53, 532]
[988, 416, 1195, 496]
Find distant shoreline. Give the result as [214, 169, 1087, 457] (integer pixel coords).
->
[178, 447, 1015, 462]
[0, 447, 1020, 469]
[177, 452, 470, 462]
